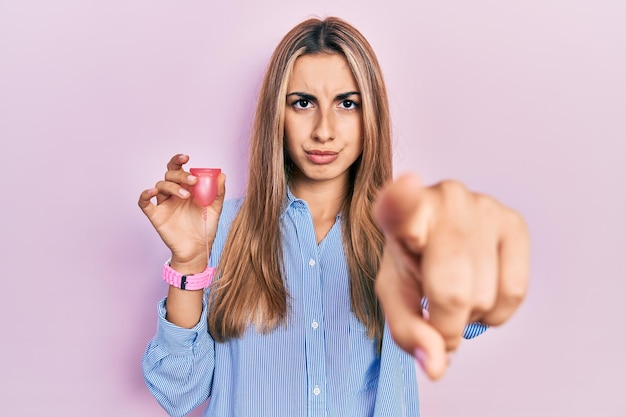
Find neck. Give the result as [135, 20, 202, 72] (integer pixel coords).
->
[290, 175, 348, 223]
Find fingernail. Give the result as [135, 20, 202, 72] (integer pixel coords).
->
[179, 188, 190, 197]
[414, 348, 428, 373]
[188, 175, 196, 182]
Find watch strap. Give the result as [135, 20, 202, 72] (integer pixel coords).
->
[162, 262, 215, 290]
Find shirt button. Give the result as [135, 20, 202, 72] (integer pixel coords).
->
[311, 320, 319, 329]
[309, 258, 315, 266]
[313, 386, 321, 396]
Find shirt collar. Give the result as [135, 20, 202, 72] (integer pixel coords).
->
[286, 187, 307, 210]
[285, 187, 342, 220]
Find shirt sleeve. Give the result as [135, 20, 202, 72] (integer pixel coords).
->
[420, 297, 489, 340]
[462, 321, 488, 339]
[141, 294, 215, 417]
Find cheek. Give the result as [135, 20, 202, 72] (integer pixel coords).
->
[283, 117, 294, 148]
[284, 116, 313, 152]
[342, 113, 363, 138]
[283, 114, 300, 142]
[284, 137, 296, 160]
[283, 128, 300, 161]
[349, 120, 364, 146]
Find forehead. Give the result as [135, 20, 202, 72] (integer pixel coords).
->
[287, 53, 358, 92]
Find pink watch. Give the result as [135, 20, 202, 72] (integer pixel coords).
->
[162, 262, 215, 290]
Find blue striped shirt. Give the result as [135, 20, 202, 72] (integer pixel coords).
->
[142, 191, 488, 417]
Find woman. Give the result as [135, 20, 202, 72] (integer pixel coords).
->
[138, 16, 529, 417]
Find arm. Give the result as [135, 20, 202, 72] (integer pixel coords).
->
[142, 295, 215, 417]
[138, 154, 226, 328]
[374, 173, 529, 380]
[138, 154, 227, 414]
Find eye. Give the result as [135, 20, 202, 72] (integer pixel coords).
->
[293, 99, 311, 109]
[340, 99, 359, 109]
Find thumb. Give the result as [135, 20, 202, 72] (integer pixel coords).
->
[409, 318, 449, 380]
[213, 173, 227, 204]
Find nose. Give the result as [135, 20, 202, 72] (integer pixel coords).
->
[312, 108, 335, 143]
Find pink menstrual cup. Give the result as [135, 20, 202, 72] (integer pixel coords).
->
[189, 168, 221, 207]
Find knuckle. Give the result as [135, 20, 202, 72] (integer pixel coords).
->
[439, 180, 467, 195]
[424, 253, 473, 307]
[473, 293, 495, 314]
[429, 284, 471, 310]
[503, 208, 528, 235]
[474, 193, 498, 214]
[513, 213, 529, 236]
[483, 307, 514, 327]
[437, 179, 468, 200]
[402, 234, 426, 253]
[502, 280, 528, 307]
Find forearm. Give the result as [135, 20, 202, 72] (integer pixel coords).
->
[143, 296, 215, 417]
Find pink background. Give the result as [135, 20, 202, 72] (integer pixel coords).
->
[1, 1, 624, 416]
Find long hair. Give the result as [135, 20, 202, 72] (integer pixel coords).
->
[208, 16, 392, 347]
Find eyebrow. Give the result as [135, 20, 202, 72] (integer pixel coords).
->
[286, 91, 361, 101]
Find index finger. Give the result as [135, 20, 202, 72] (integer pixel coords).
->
[375, 242, 449, 380]
[166, 154, 190, 171]
[374, 173, 432, 253]
[138, 187, 157, 213]
[376, 174, 472, 351]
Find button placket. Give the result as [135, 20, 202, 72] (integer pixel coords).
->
[295, 207, 327, 413]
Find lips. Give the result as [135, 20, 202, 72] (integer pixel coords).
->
[305, 150, 339, 164]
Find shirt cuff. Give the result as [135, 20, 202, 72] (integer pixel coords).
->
[421, 297, 489, 339]
[154, 296, 212, 355]
[463, 321, 489, 339]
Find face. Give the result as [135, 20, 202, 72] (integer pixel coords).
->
[284, 53, 363, 189]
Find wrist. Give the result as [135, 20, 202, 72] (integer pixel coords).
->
[163, 261, 215, 291]
[169, 254, 207, 275]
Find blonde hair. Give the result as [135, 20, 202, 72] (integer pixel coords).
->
[208, 17, 392, 347]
